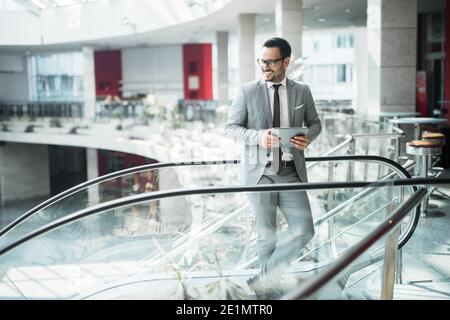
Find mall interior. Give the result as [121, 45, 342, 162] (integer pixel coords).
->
[0, 0, 449, 300]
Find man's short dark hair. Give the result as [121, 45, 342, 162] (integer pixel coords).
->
[263, 37, 292, 59]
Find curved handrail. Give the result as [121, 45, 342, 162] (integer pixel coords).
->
[0, 154, 406, 239]
[0, 155, 419, 269]
[0, 160, 239, 238]
[284, 187, 428, 300]
[0, 177, 449, 258]
[0, 132, 350, 239]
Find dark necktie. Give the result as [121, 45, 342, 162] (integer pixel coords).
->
[273, 84, 281, 127]
[272, 84, 282, 173]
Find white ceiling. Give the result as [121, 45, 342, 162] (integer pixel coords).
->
[114, 0, 368, 48]
[0, 0, 368, 51]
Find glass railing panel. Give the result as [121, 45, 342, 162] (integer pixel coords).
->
[353, 136, 399, 160]
[0, 158, 414, 263]
[318, 111, 391, 135]
[283, 180, 409, 300]
[0, 191, 248, 299]
[285, 231, 391, 300]
[0, 163, 241, 248]
[318, 111, 400, 160]
[293, 183, 405, 261]
[0, 182, 415, 300]
[1, 111, 367, 247]
[0, 157, 302, 245]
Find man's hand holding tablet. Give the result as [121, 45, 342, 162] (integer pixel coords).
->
[272, 127, 310, 150]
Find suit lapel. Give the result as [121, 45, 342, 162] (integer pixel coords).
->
[287, 78, 297, 126]
[257, 79, 272, 127]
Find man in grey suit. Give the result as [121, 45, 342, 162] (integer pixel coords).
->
[225, 37, 322, 299]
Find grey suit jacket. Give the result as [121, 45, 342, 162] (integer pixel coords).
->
[225, 78, 322, 185]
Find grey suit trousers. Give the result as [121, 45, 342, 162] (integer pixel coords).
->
[248, 166, 314, 283]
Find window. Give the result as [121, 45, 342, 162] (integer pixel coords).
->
[336, 35, 346, 48]
[337, 64, 353, 83]
[29, 51, 84, 101]
[313, 40, 320, 51]
[336, 34, 354, 48]
[337, 64, 346, 82]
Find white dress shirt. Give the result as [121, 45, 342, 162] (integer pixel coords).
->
[263, 76, 294, 175]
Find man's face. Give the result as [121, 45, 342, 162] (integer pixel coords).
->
[259, 47, 290, 83]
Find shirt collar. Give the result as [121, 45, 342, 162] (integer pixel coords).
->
[265, 76, 287, 89]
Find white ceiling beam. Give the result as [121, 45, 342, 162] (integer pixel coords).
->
[12, 0, 41, 16]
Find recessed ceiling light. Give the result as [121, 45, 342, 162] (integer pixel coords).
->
[317, 18, 326, 22]
[345, 9, 350, 13]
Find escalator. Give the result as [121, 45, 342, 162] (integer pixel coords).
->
[0, 156, 421, 300]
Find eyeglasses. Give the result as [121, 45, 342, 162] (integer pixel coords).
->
[257, 58, 283, 67]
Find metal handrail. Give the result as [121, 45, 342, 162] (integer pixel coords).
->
[0, 160, 240, 238]
[0, 131, 355, 239]
[0, 155, 413, 244]
[236, 156, 418, 270]
[0, 130, 395, 240]
[343, 132, 403, 139]
[0, 177, 448, 258]
[392, 126, 404, 135]
[306, 135, 353, 169]
[284, 187, 428, 300]
[2, 132, 353, 239]
[0, 111, 406, 227]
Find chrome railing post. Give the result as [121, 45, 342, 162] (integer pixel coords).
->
[396, 186, 405, 284]
[347, 140, 356, 181]
[381, 226, 401, 300]
[327, 161, 334, 211]
[395, 135, 401, 161]
[364, 138, 369, 180]
[347, 139, 356, 197]
[327, 161, 338, 259]
[420, 155, 430, 218]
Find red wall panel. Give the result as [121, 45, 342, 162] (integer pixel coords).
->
[98, 149, 157, 176]
[183, 44, 213, 100]
[94, 50, 122, 98]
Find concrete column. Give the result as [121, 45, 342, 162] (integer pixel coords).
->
[238, 14, 256, 83]
[83, 46, 96, 120]
[0, 142, 50, 205]
[86, 148, 99, 181]
[275, 0, 303, 76]
[354, 28, 369, 114]
[367, 0, 417, 115]
[86, 148, 99, 206]
[216, 31, 230, 105]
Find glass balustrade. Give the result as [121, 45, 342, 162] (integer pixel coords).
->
[288, 231, 393, 300]
[0, 179, 416, 300]
[0, 157, 414, 253]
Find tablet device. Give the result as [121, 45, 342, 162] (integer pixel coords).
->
[272, 127, 308, 147]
